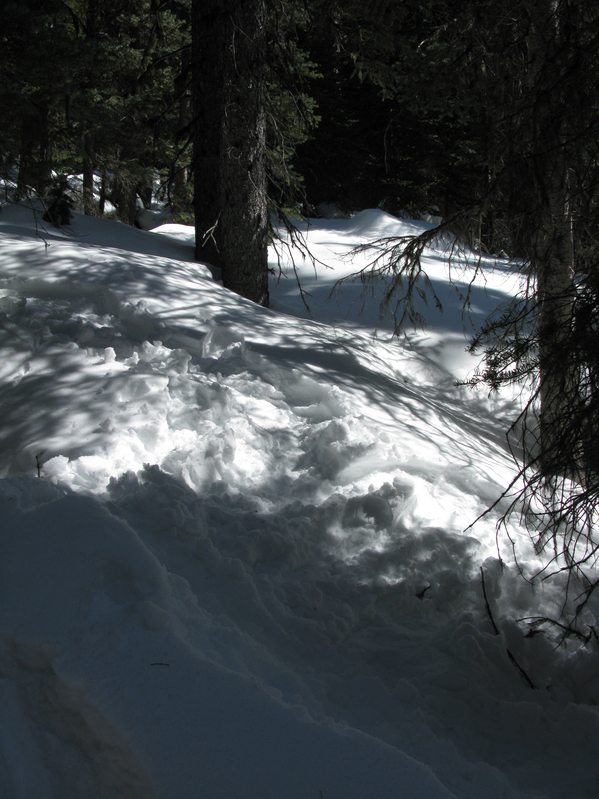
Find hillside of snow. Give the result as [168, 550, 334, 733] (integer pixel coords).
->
[1, 202, 598, 798]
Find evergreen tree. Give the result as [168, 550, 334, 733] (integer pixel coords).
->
[460, 0, 599, 620]
[0, 0, 76, 198]
[350, 0, 599, 620]
[43, 176, 75, 226]
[288, 0, 466, 216]
[0, 0, 193, 223]
[192, 0, 269, 306]
[66, 0, 193, 223]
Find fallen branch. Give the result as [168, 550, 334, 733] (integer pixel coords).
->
[480, 567, 537, 690]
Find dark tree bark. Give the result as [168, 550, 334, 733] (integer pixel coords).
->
[524, 0, 582, 480]
[172, 55, 192, 220]
[111, 163, 138, 226]
[192, 0, 269, 307]
[82, 128, 96, 216]
[99, 169, 108, 215]
[16, 105, 53, 200]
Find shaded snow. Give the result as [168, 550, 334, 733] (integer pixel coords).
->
[1, 203, 598, 798]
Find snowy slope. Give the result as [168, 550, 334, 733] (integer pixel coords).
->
[1, 202, 598, 799]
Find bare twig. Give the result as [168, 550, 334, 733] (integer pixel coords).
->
[481, 567, 537, 689]
[35, 451, 45, 479]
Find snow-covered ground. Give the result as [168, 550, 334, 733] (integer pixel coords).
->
[1, 202, 598, 798]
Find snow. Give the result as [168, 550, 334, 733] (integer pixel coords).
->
[1, 201, 599, 798]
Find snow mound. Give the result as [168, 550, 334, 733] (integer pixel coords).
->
[1, 204, 599, 799]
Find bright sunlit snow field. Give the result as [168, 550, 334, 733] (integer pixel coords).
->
[1, 202, 599, 798]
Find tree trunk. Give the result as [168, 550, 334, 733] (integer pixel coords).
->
[112, 167, 138, 226]
[37, 105, 53, 197]
[192, 0, 269, 306]
[16, 105, 52, 200]
[82, 129, 96, 216]
[172, 54, 192, 220]
[537, 178, 580, 479]
[527, 0, 582, 480]
[16, 113, 37, 201]
[99, 169, 108, 215]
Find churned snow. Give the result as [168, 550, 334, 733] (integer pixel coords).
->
[0, 202, 598, 798]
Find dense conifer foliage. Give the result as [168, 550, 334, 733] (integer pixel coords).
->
[1, 0, 192, 219]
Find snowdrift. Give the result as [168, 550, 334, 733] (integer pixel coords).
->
[1, 203, 598, 799]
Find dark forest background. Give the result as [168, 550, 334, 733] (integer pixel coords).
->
[0, 0, 496, 226]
